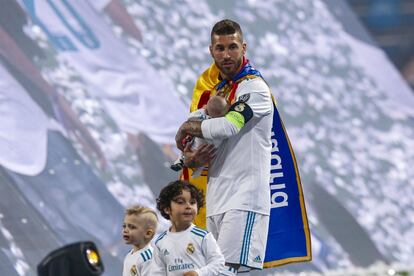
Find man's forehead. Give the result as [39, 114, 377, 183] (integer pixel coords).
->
[211, 33, 243, 44]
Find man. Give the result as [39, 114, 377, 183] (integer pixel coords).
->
[176, 19, 273, 275]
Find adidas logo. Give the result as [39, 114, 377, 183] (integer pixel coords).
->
[163, 249, 170, 256]
[253, 255, 262, 263]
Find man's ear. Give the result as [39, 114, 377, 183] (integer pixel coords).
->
[242, 42, 247, 55]
[209, 45, 213, 57]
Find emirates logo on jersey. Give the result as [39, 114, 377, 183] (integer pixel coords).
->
[186, 243, 195, 254]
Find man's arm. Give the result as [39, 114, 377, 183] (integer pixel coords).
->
[103, 0, 142, 42]
[175, 100, 253, 151]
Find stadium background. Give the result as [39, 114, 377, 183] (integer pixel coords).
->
[0, 0, 413, 275]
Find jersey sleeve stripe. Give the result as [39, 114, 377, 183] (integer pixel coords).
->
[193, 226, 208, 234]
[140, 252, 147, 262]
[155, 231, 167, 244]
[191, 229, 207, 238]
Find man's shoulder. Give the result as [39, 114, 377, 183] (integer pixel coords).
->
[237, 77, 270, 94]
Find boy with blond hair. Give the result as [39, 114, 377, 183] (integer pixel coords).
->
[122, 205, 158, 276]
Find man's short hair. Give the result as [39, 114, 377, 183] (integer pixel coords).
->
[211, 19, 243, 43]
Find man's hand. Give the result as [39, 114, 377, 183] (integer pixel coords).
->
[175, 120, 203, 151]
[183, 271, 198, 276]
[182, 143, 215, 169]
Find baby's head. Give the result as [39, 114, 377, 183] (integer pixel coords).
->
[206, 95, 229, 118]
[122, 205, 158, 249]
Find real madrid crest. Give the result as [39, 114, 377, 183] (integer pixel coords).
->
[186, 243, 195, 254]
[130, 264, 137, 276]
[234, 103, 246, 112]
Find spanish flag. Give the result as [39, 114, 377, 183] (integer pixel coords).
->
[184, 61, 311, 268]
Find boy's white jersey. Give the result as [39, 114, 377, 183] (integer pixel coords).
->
[17, 0, 186, 144]
[122, 244, 153, 276]
[201, 78, 274, 217]
[151, 224, 224, 276]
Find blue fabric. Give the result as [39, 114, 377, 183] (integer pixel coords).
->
[264, 101, 311, 266]
[222, 62, 311, 267]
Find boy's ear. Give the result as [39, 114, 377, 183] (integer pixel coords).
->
[145, 229, 155, 239]
[164, 207, 171, 217]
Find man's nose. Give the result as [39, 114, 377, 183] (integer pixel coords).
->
[223, 49, 230, 59]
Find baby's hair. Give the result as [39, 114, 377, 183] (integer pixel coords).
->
[157, 180, 204, 220]
[206, 95, 229, 118]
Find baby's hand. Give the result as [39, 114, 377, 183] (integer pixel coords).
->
[183, 271, 198, 276]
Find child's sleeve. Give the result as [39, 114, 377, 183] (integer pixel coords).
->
[194, 233, 225, 276]
[149, 245, 167, 276]
[138, 254, 153, 276]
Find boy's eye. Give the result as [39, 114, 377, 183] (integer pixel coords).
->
[190, 200, 197, 205]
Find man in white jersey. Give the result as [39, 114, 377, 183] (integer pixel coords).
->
[176, 20, 273, 275]
[17, 0, 186, 155]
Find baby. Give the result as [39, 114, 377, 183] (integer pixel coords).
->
[171, 95, 229, 172]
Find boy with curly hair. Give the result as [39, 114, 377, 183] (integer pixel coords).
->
[151, 180, 224, 275]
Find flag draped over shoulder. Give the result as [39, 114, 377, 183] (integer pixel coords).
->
[185, 61, 311, 268]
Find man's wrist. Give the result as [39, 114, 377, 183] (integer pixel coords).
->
[182, 121, 203, 138]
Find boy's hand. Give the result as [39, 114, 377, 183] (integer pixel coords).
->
[183, 271, 198, 276]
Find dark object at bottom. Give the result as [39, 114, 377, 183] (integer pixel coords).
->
[37, 241, 104, 276]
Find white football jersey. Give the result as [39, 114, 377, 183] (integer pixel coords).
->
[17, 0, 186, 144]
[151, 224, 224, 276]
[123, 244, 153, 276]
[201, 78, 274, 216]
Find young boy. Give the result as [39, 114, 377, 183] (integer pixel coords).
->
[151, 180, 224, 275]
[170, 95, 229, 172]
[122, 205, 158, 276]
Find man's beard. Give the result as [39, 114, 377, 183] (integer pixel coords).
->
[217, 58, 242, 79]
